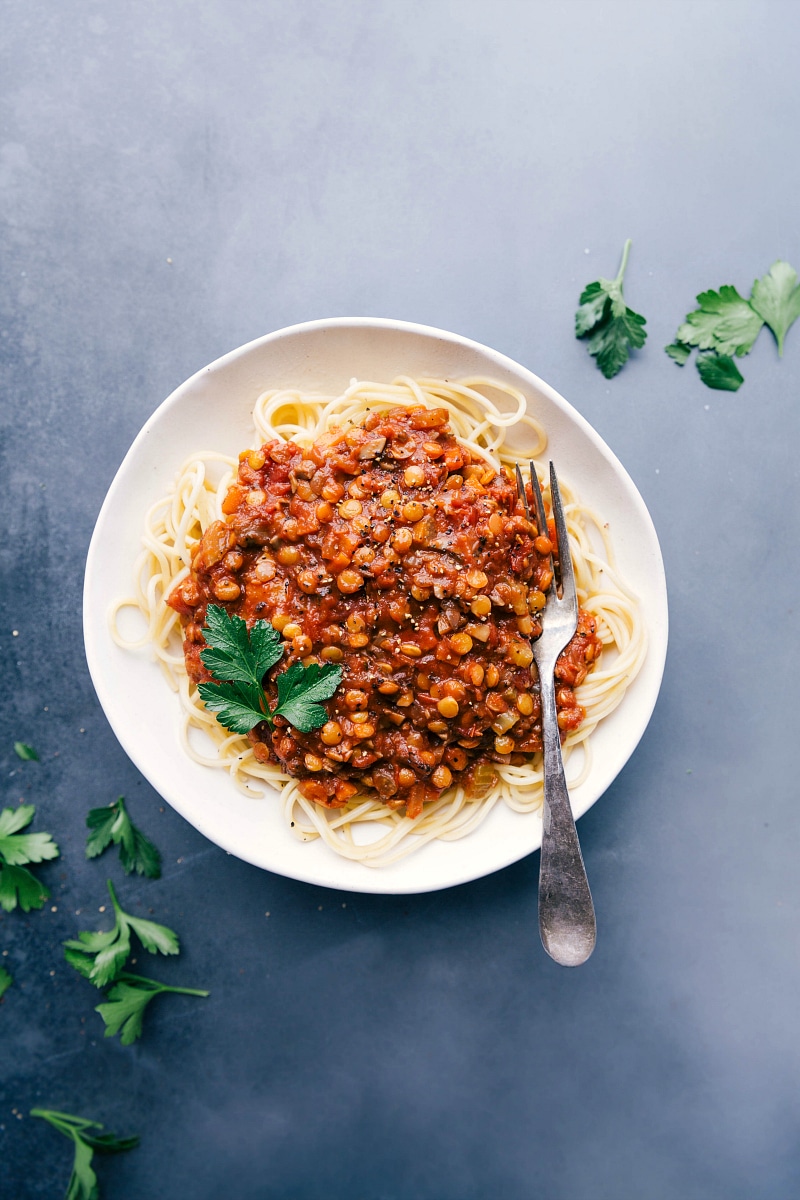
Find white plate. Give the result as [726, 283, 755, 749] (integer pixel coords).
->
[84, 318, 668, 895]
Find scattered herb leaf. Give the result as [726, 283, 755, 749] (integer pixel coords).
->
[0, 864, 50, 913]
[666, 259, 800, 389]
[0, 804, 59, 912]
[86, 797, 162, 879]
[575, 239, 647, 378]
[750, 260, 800, 357]
[63, 879, 179, 989]
[696, 352, 744, 392]
[664, 341, 691, 366]
[675, 285, 763, 357]
[95, 972, 209, 1045]
[14, 742, 39, 761]
[31, 1108, 139, 1200]
[197, 605, 342, 735]
[0, 804, 60, 866]
[0, 965, 12, 999]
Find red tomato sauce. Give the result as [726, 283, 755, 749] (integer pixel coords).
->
[168, 407, 601, 818]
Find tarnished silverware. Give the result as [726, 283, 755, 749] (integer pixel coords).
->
[516, 461, 596, 966]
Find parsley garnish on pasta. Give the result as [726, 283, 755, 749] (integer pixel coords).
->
[197, 605, 343, 735]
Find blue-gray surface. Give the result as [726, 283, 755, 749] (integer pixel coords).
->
[2, 2, 799, 1197]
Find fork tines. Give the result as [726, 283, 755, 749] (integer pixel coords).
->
[515, 461, 576, 603]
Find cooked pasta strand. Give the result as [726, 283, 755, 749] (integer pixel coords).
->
[111, 377, 645, 866]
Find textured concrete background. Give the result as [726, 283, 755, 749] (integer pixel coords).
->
[2, 2, 799, 1197]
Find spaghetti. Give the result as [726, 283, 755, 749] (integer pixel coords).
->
[111, 377, 646, 867]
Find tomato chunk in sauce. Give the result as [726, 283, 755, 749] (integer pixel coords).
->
[168, 407, 602, 818]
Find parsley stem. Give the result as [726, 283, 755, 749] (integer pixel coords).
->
[106, 877, 122, 916]
[119, 971, 209, 997]
[30, 1109, 85, 1127]
[30, 1109, 100, 1137]
[615, 237, 633, 285]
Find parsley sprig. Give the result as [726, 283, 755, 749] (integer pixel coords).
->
[575, 239, 647, 378]
[86, 797, 162, 879]
[0, 803, 59, 912]
[63, 879, 179, 989]
[95, 972, 209, 1045]
[197, 605, 343, 735]
[64, 881, 208, 1041]
[666, 260, 800, 390]
[31, 1108, 139, 1200]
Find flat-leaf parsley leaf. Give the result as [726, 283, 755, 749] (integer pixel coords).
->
[64, 879, 179, 989]
[95, 972, 209, 1045]
[664, 341, 691, 366]
[86, 797, 162, 879]
[750, 260, 800, 357]
[0, 804, 59, 913]
[666, 259, 800, 389]
[273, 660, 345, 733]
[31, 1108, 139, 1200]
[575, 239, 647, 378]
[675, 285, 763, 357]
[200, 604, 284, 686]
[695, 352, 745, 392]
[197, 605, 342, 736]
[13, 741, 39, 761]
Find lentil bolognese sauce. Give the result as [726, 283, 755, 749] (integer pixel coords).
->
[167, 406, 602, 820]
[111, 377, 646, 866]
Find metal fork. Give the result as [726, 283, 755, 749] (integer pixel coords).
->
[515, 461, 596, 966]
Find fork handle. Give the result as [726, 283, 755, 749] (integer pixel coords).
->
[538, 671, 597, 966]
